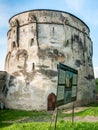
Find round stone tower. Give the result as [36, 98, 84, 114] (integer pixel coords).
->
[4, 9, 96, 110]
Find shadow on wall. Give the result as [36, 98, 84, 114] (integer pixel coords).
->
[0, 71, 22, 110]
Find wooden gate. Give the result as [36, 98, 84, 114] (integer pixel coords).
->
[47, 93, 56, 111]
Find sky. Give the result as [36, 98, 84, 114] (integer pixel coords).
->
[0, 0, 98, 77]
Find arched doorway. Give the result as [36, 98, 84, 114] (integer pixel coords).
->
[47, 93, 56, 111]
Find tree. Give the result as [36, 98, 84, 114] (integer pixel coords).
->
[95, 78, 98, 92]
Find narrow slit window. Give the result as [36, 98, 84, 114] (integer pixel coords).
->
[12, 41, 16, 48]
[30, 38, 34, 46]
[32, 62, 35, 70]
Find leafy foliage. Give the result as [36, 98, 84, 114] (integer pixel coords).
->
[95, 78, 98, 91]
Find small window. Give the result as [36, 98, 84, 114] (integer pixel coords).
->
[53, 27, 54, 33]
[32, 62, 35, 70]
[13, 30, 15, 33]
[30, 38, 34, 46]
[12, 41, 16, 48]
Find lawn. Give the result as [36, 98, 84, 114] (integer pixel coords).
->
[1, 121, 98, 130]
[1, 103, 98, 130]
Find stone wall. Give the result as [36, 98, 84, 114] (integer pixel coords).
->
[0, 71, 6, 109]
[4, 10, 96, 110]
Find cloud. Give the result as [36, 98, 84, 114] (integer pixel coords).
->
[94, 67, 98, 78]
[65, 0, 85, 11]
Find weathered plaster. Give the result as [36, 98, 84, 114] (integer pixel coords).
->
[3, 10, 96, 110]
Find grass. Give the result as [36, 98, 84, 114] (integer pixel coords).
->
[58, 103, 98, 117]
[0, 122, 51, 130]
[0, 109, 51, 122]
[1, 103, 98, 130]
[74, 107, 98, 117]
[1, 121, 98, 130]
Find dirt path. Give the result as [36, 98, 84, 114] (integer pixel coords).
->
[2, 115, 98, 123]
[62, 106, 98, 122]
[64, 116, 98, 122]
[62, 106, 89, 114]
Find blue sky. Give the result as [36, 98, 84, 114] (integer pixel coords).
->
[0, 0, 98, 77]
